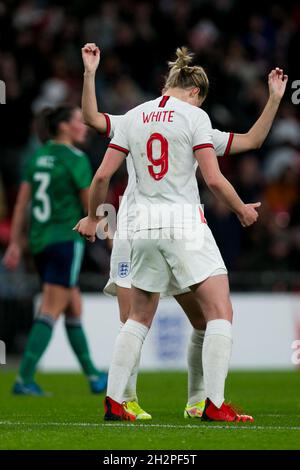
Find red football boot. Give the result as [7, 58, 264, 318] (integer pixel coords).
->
[104, 396, 136, 421]
[201, 398, 254, 422]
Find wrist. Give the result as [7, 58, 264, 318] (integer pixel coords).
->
[84, 70, 96, 78]
[87, 213, 99, 223]
[268, 94, 281, 106]
[236, 203, 246, 218]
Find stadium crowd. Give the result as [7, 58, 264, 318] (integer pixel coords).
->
[1, 0, 300, 290]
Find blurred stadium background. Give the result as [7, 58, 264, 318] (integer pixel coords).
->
[0, 0, 300, 370]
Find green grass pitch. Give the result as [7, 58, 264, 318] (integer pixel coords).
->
[0, 370, 300, 450]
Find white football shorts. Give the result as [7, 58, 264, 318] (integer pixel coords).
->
[103, 234, 132, 296]
[131, 224, 227, 294]
[104, 225, 227, 296]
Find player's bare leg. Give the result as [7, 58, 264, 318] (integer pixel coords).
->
[191, 274, 254, 422]
[174, 292, 207, 417]
[64, 288, 108, 393]
[104, 287, 159, 421]
[13, 283, 71, 395]
[40, 283, 72, 320]
[116, 286, 131, 324]
[115, 284, 210, 419]
[65, 287, 82, 319]
[116, 286, 151, 419]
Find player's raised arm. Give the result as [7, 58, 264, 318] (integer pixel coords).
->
[229, 68, 288, 154]
[195, 147, 261, 227]
[81, 42, 108, 133]
[3, 182, 31, 270]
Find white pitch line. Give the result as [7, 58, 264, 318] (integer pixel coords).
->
[1, 421, 300, 431]
[258, 414, 300, 418]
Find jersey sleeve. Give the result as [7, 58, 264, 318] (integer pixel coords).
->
[69, 153, 93, 190]
[212, 129, 234, 157]
[100, 114, 123, 139]
[108, 117, 130, 156]
[192, 110, 214, 152]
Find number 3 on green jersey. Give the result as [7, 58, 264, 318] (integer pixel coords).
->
[33, 172, 51, 222]
[22, 141, 92, 254]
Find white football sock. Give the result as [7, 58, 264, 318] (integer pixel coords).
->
[119, 321, 140, 402]
[187, 329, 206, 405]
[123, 352, 140, 402]
[203, 319, 232, 409]
[107, 319, 148, 404]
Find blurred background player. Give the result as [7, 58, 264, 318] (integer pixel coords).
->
[75, 47, 261, 422]
[3, 106, 108, 396]
[80, 43, 287, 419]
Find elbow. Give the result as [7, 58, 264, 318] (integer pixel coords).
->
[82, 116, 90, 126]
[81, 109, 98, 128]
[95, 170, 110, 185]
[245, 132, 262, 150]
[206, 176, 222, 191]
[253, 139, 262, 150]
[82, 114, 94, 127]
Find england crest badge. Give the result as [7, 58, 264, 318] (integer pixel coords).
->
[118, 262, 130, 278]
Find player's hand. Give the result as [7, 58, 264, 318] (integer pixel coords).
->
[2, 242, 21, 270]
[238, 202, 261, 227]
[268, 68, 288, 102]
[82, 43, 100, 74]
[73, 216, 98, 242]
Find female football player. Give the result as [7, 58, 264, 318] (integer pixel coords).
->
[80, 43, 287, 419]
[3, 106, 108, 395]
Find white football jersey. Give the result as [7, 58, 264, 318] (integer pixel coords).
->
[106, 96, 233, 229]
[104, 109, 233, 232]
